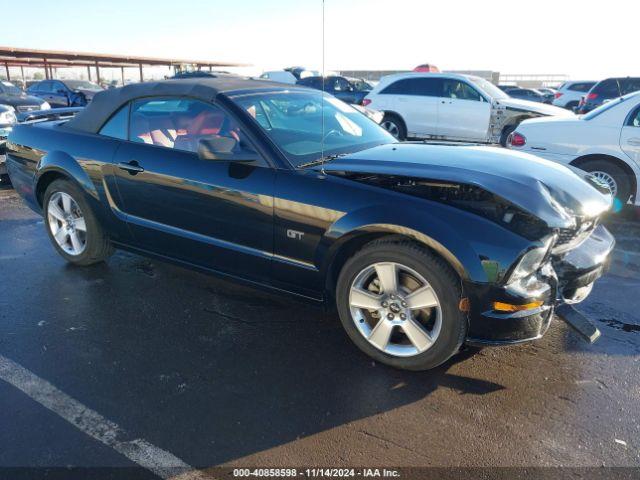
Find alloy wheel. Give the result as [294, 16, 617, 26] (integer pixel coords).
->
[47, 192, 87, 256]
[349, 262, 442, 357]
[381, 120, 400, 138]
[590, 171, 618, 197]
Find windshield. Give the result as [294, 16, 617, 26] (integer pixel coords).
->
[64, 80, 103, 91]
[467, 77, 509, 100]
[231, 90, 394, 168]
[0, 81, 22, 95]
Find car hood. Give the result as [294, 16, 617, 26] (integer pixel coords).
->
[321, 143, 611, 228]
[496, 97, 575, 117]
[0, 93, 44, 107]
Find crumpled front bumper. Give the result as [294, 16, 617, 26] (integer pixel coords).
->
[466, 225, 615, 346]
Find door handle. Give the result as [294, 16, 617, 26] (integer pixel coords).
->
[117, 160, 144, 175]
[627, 138, 640, 146]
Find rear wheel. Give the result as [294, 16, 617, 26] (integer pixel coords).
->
[500, 125, 517, 147]
[43, 179, 113, 265]
[577, 158, 632, 205]
[380, 113, 406, 140]
[336, 239, 467, 370]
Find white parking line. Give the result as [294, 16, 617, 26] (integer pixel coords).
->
[0, 354, 212, 479]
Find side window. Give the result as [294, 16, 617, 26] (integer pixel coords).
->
[570, 82, 595, 92]
[413, 78, 442, 97]
[380, 78, 441, 96]
[128, 97, 262, 161]
[99, 105, 129, 140]
[52, 81, 65, 93]
[594, 79, 620, 97]
[38, 81, 52, 93]
[627, 106, 640, 127]
[334, 78, 351, 92]
[380, 79, 413, 95]
[442, 80, 482, 101]
[622, 79, 640, 95]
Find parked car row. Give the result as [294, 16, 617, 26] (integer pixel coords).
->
[576, 77, 640, 114]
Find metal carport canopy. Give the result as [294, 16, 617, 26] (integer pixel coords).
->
[0, 46, 249, 81]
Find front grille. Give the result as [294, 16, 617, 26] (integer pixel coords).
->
[553, 219, 597, 254]
[16, 105, 40, 113]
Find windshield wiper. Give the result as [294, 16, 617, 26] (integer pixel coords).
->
[298, 153, 348, 169]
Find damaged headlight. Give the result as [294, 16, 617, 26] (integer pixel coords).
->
[506, 236, 555, 284]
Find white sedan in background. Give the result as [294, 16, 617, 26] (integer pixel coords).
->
[508, 92, 640, 206]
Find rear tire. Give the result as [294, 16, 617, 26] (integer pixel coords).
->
[577, 158, 632, 205]
[336, 239, 467, 371]
[380, 113, 406, 140]
[43, 179, 113, 266]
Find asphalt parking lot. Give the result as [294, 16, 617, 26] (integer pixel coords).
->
[1, 183, 639, 477]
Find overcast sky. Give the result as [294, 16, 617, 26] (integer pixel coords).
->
[4, 0, 638, 80]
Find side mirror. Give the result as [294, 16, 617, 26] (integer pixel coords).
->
[57, 89, 66, 94]
[198, 137, 259, 163]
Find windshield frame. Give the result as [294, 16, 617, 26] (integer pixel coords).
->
[466, 76, 509, 100]
[227, 89, 395, 169]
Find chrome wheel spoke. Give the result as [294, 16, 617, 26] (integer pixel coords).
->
[69, 232, 82, 253]
[401, 319, 433, 352]
[48, 203, 66, 222]
[368, 320, 394, 351]
[74, 217, 87, 232]
[405, 285, 438, 309]
[54, 228, 68, 244]
[350, 288, 382, 310]
[374, 263, 398, 294]
[61, 193, 72, 214]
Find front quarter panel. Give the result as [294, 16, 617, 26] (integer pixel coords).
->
[272, 168, 532, 298]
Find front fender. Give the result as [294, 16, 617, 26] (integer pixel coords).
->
[319, 203, 532, 285]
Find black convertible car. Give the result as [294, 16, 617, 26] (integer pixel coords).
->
[6, 77, 614, 370]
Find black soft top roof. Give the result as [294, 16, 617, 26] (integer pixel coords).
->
[65, 77, 300, 133]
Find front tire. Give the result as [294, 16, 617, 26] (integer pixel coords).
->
[43, 179, 113, 265]
[336, 239, 467, 371]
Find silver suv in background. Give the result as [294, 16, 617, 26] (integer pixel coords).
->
[552, 80, 596, 110]
[363, 72, 572, 145]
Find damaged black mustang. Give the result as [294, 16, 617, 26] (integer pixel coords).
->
[6, 78, 615, 370]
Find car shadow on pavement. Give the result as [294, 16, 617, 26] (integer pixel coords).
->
[0, 245, 504, 468]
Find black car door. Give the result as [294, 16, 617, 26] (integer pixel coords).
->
[50, 81, 70, 107]
[111, 97, 275, 282]
[330, 77, 357, 104]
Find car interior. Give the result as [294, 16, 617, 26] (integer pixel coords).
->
[129, 100, 243, 154]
